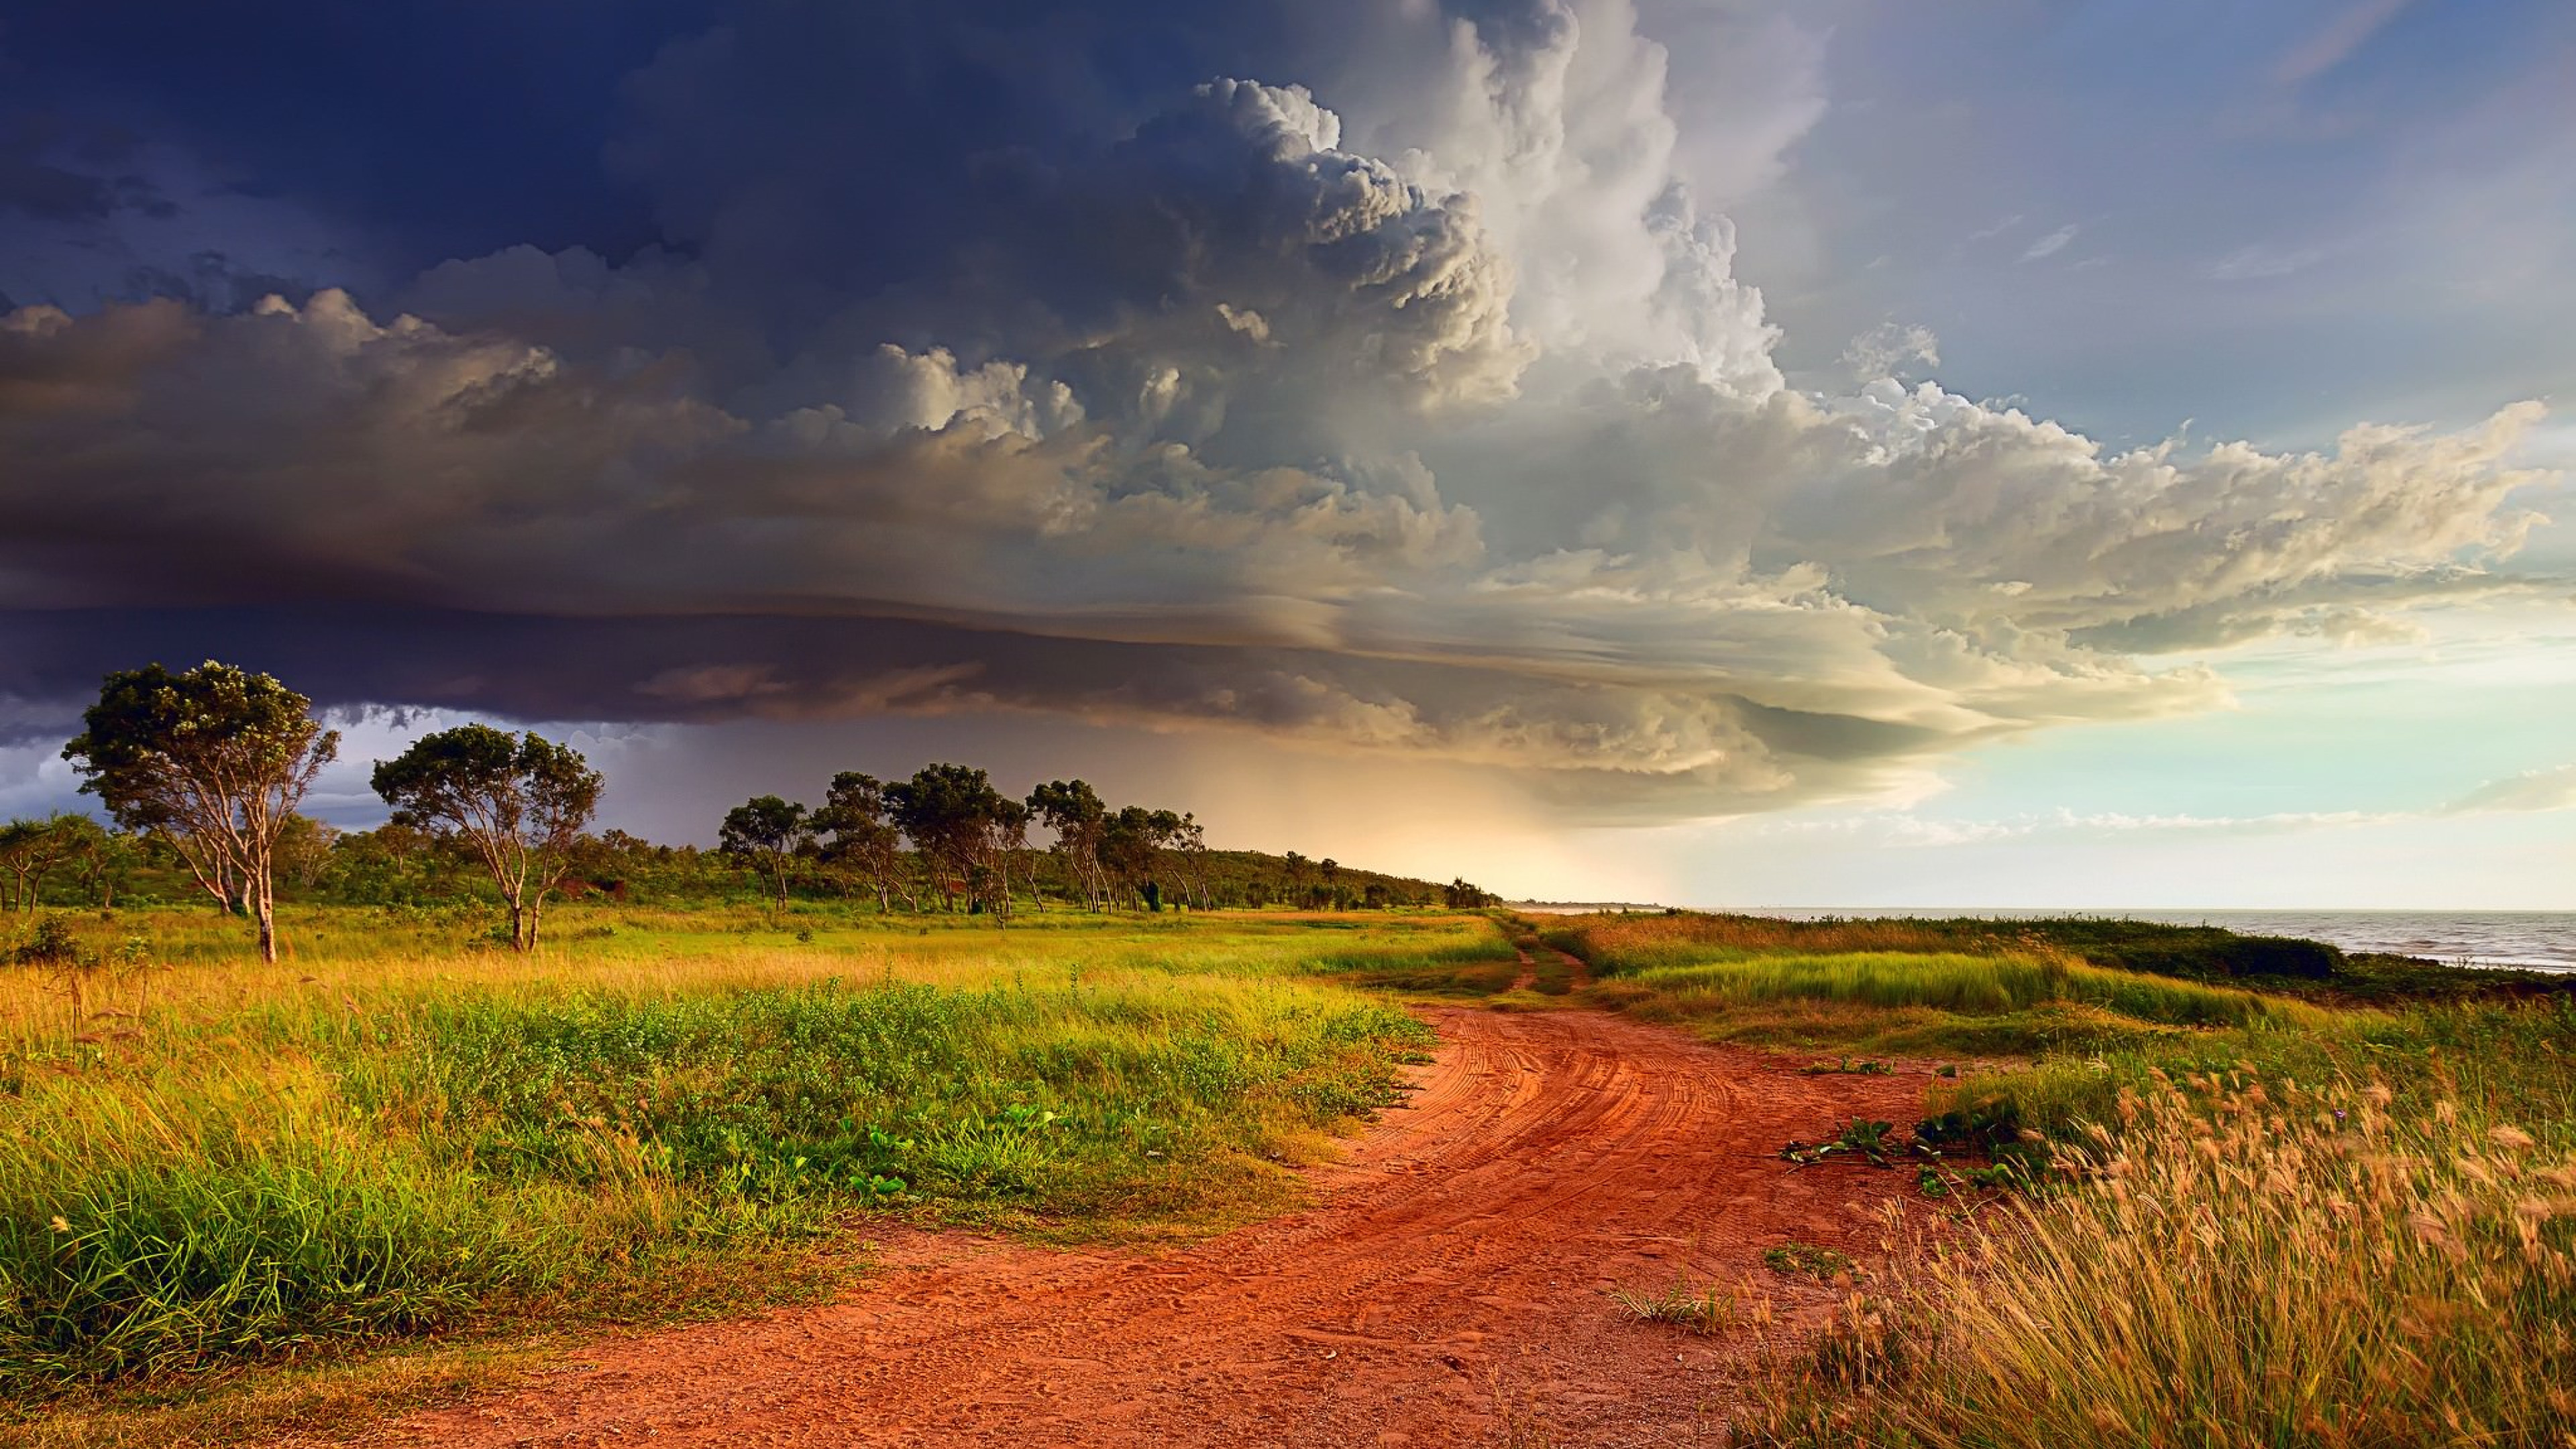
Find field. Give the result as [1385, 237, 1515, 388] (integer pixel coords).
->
[0, 904, 1512, 1443]
[5, 902, 2573, 1446]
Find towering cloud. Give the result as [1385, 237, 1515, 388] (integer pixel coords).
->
[0, 0, 2552, 824]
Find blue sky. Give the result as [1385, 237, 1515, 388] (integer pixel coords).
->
[1, 1, 2570, 905]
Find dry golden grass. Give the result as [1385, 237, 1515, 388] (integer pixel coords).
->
[1746, 1071, 2576, 1448]
[1572, 912, 1965, 967]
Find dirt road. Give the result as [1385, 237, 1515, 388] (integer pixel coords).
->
[390, 996, 1925, 1447]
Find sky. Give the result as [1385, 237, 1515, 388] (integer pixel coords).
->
[1, 0, 2571, 907]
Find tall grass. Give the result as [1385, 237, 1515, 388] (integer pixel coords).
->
[1563, 914, 1964, 973]
[1616, 951, 2295, 1028]
[1752, 1067, 2576, 1447]
[0, 912, 1464, 1390]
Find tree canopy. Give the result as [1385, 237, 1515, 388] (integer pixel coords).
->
[61, 661, 338, 961]
[371, 724, 604, 950]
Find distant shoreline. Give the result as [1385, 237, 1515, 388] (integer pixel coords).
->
[1500, 902, 2576, 973]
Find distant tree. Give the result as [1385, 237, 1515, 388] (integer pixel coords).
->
[1099, 806, 1185, 910]
[372, 725, 605, 949]
[1028, 780, 1112, 910]
[272, 812, 343, 892]
[0, 815, 92, 913]
[60, 818, 134, 907]
[719, 794, 810, 909]
[813, 772, 905, 912]
[62, 661, 340, 962]
[887, 764, 1012, 915]
[1444, 877, 1489, 910]
[1169, 813, 1214, 910]
[980, 796, 1032, 921]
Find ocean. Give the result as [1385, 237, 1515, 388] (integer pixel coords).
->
[1728, 907, 2576, 973]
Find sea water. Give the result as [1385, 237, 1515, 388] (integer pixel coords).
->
[1730, 907, 2576, 973]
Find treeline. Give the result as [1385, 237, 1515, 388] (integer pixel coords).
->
[10, 660, 1491, 960]
[1, 808, 1489, 918]
[709, 768, 1487, 918]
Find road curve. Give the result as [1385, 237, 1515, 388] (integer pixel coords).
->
[383, 998, 1925, 1448]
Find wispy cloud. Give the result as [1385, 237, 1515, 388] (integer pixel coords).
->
[2441, 765, 2576, 814]
[2208, 244, 2326, 280]
[1762, 763, 2576, 849]
[2020, 223, 2078, 261]
[2275, 0, 2414, 89]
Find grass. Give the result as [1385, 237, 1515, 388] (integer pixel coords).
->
[15, 900, 2573, 1446]
[1575, 944, 2319, 1060]
[1537, 910, 2576, 1448]
[0, 905, 1488, 1410]
[1762, 1242, 1858, 1282]
[1744, 1070, 2576, 1447]
[1609, 1275, 1742, 1334]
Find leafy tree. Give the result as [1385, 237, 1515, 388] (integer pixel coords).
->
[813, 772, 906, 912]
[719, 794, 810, 909]
[887, 764, 1012, 914]
[0, 815, 93, 912]
[272, 813, 343, 892]
[371, 725, 605, 949]
[62, 661, 339, 962]
[1027, 779, 1112, 910]
[1099, 806, 1183, 910]
[60, 818, 135, 907]
[1169, 812, 1214, 910]
[1444, 877, 1489, 909]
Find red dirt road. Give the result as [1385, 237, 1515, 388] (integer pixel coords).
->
[387, 999, 1925, 1448]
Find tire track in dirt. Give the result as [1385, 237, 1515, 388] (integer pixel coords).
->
[380, 965, 1927, 1448]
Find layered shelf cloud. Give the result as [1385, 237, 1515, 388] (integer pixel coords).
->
[0, 0, 2558, 830]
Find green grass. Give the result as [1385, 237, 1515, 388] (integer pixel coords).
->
[1572, 945, 2319, 1059]
[0, 907, 1483, 1397]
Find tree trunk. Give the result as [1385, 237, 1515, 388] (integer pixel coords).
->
[254, 885, 278, 963]
[525, 895, 544, 951]
[508, 898, 530, 952]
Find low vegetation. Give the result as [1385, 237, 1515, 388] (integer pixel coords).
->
[0, 908, 1487, 1406]
[1548, 910, 2576, 1447]
[1609, 1275, 1741, 1334]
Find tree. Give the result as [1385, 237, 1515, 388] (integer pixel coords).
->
[979, 796, 1032, 921]
[812, 773, 904, 912]
[62, 661, 339, 962]
[719, 794, 810, 909]
[1445, 877, 1489, 910]
[0, 815, 92, 913]
[1099, 806, 1183, 910]
[371, 725, 605, 950]
[886, 764, 1011, 914]
[1169, 812, 1214, 910]
[1027, 779, 1112, 910]
[61, 819, 135, 907]
[272, 812, 343, 892]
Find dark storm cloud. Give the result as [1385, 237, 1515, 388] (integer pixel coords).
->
[0, 0, 2556, 823]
